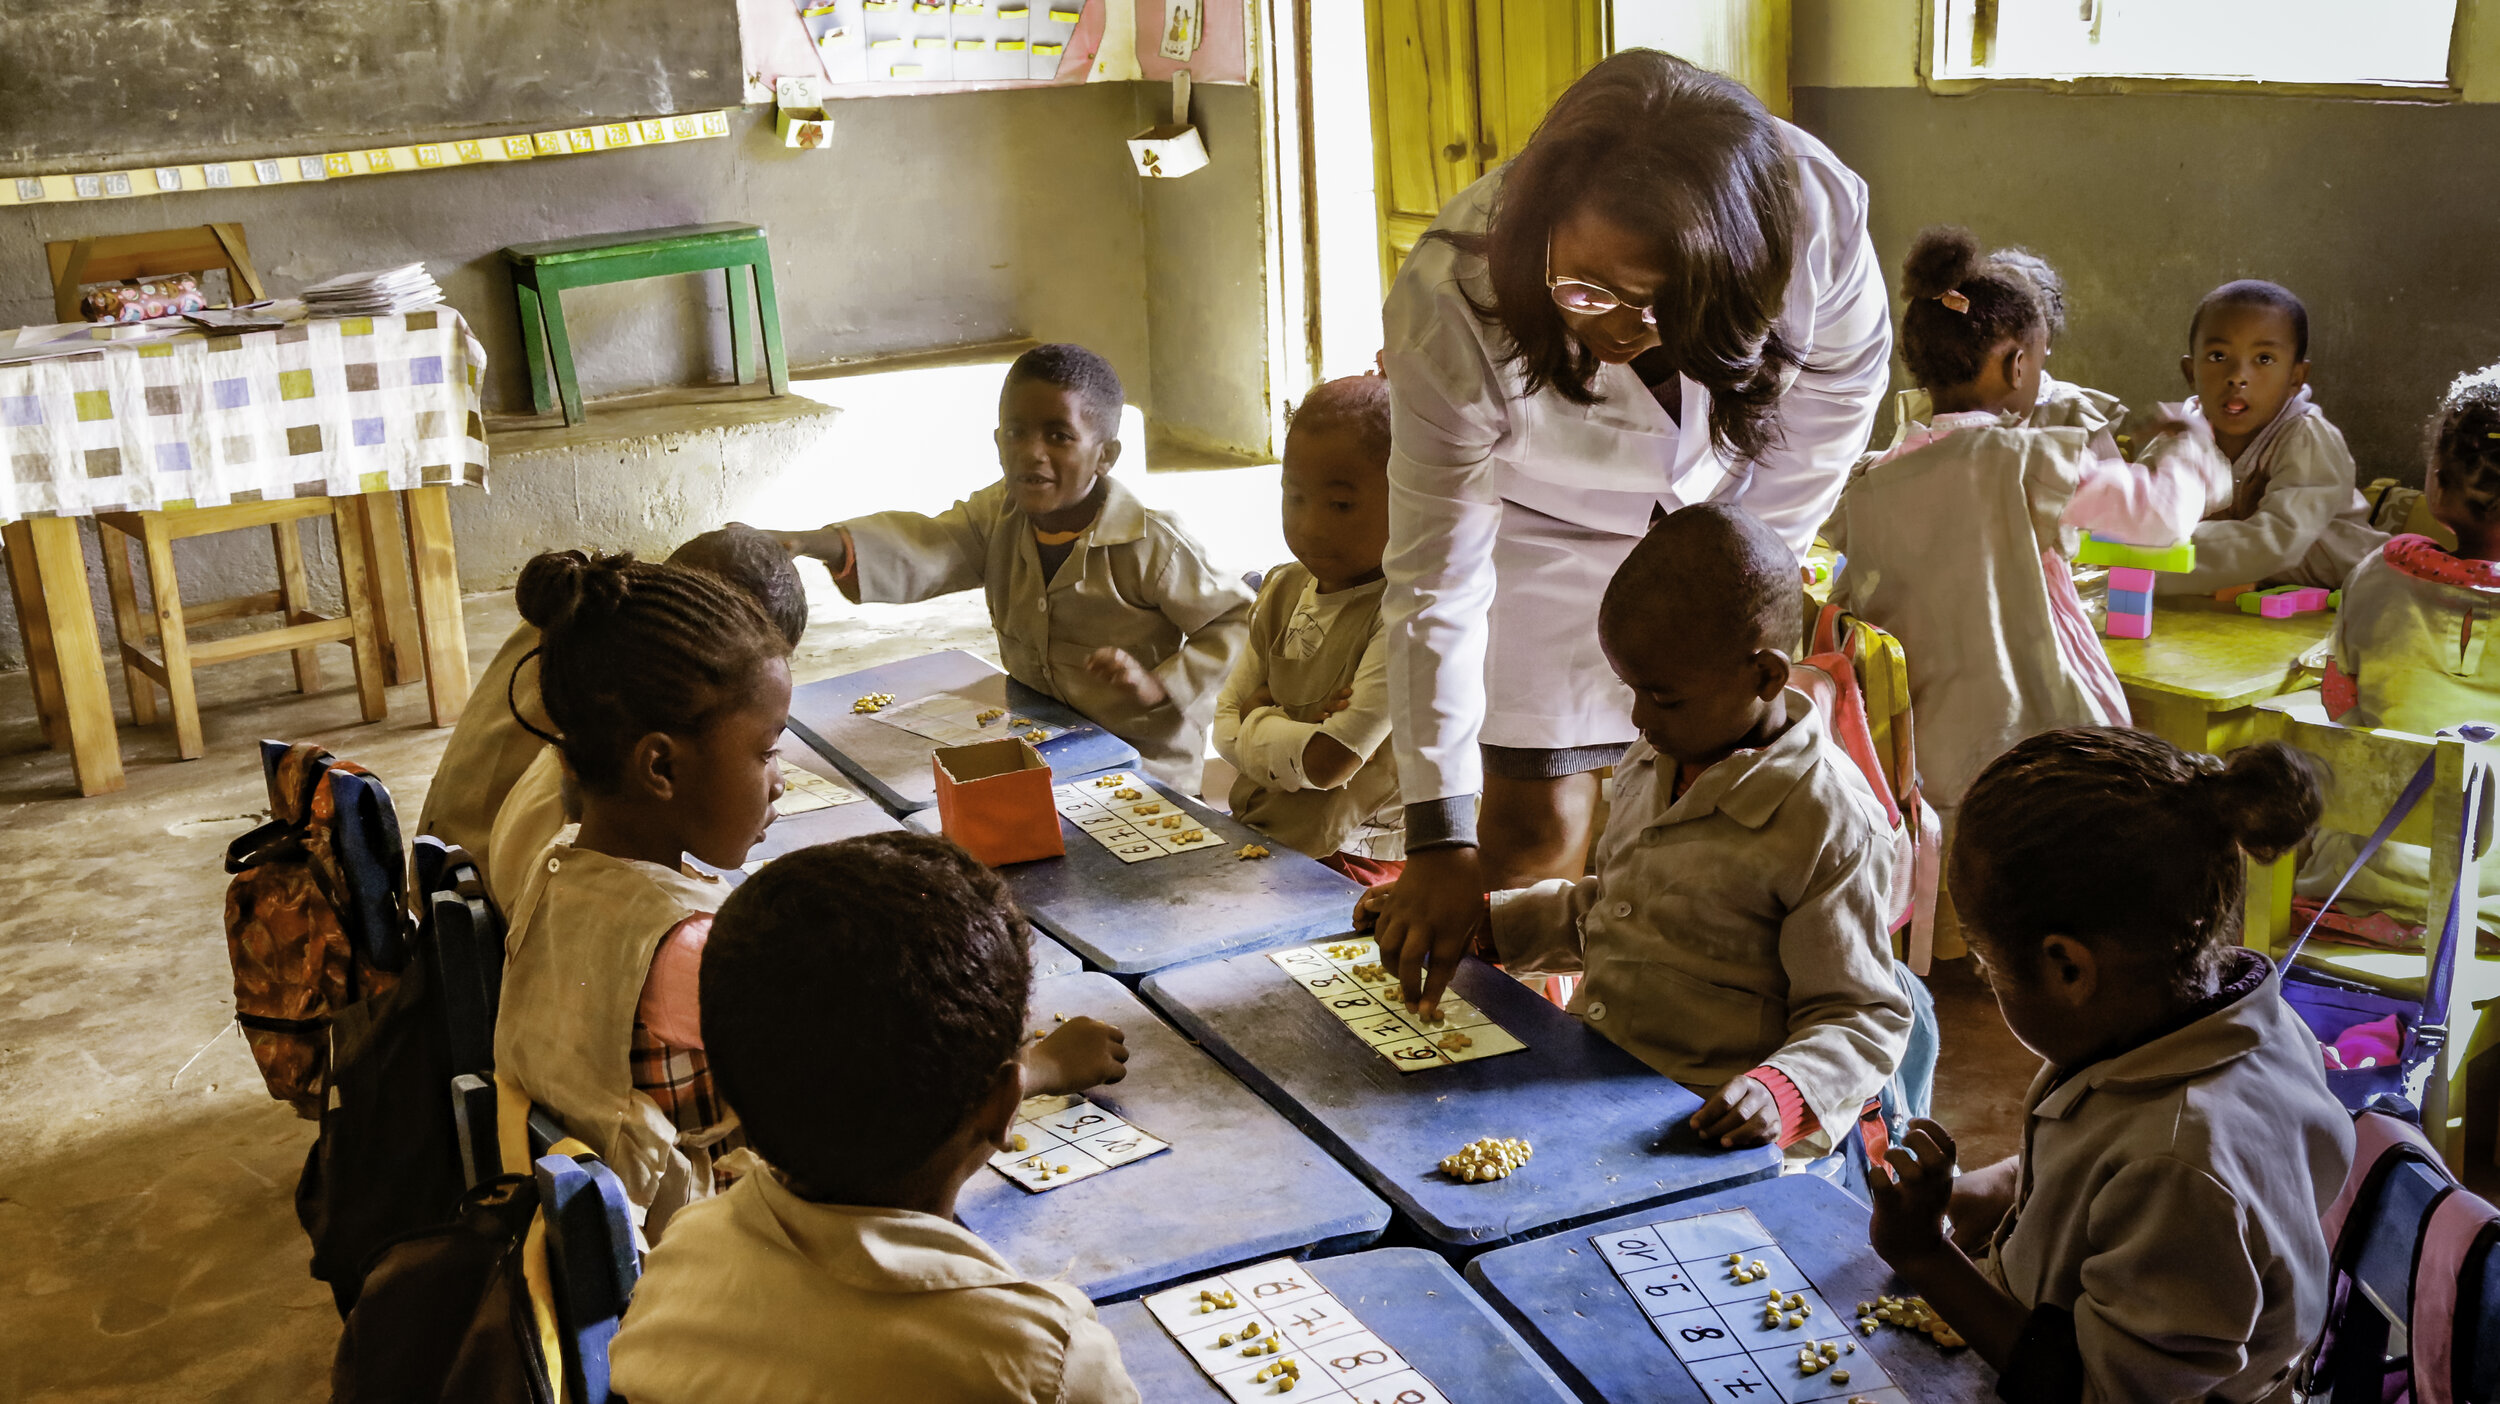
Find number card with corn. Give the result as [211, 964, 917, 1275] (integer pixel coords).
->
[1266, 940, 1527, 1073]
[1051, 771, 1230, 864]
[1593, 1208, 1929, 1403]
[1143, 1257, 1457, 1401]
[986, 1093, 1171, 1192]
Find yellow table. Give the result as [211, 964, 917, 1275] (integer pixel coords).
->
[2101, 594, 2332, 753]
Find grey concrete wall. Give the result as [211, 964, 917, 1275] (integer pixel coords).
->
[1793, 85, 2500, 485]
[1138, 80, 1275, 459]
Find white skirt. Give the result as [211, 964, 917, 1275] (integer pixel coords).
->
[1481, 499, 1642, 753]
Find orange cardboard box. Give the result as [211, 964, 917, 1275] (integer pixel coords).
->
[932, 738, 1064, 866]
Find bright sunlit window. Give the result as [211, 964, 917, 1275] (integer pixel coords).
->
[1930, 0, 2461, 88]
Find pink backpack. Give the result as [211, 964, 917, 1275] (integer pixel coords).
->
[1795, 605, 1943, 974]
[2309, 1109, 2500, 1403]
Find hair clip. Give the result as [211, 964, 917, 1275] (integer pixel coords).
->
[1937, 290, 1971, 314]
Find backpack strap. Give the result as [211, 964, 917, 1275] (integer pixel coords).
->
[2325, 1110, 2441, 1254]
[2412, 1186, 2500, 1404]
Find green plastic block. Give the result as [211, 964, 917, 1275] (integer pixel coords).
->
[2075, 532, 2196, 573]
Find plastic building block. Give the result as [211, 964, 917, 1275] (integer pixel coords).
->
[2108, 566, 2158, 594]
[2075, 532, 2196, 574]
[2214, 584, 2257, 603]
[2104, 610, 2152, 640]
[2108, 587, 2153, 615]
[2330, 590, 2343, 610]
[2238, 585, 2332, 618]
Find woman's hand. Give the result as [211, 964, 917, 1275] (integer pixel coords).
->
[1023, 1016, 1130, 1097]
[769, 526, 851, 574]
[1371, 846, 1488, 1018]
[1086, 647, 1169, 708]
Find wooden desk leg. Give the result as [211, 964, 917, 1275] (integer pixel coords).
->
[328, 498, 389, 724]
[4, 520, 71, 749]
[270, 518, 323, 694]
[357, 489, 425, 686]
[726, 265, 759, 387]
[26, 517, 124, 794]
[403, 488, 471, 725]
[95, 521, 157, 725]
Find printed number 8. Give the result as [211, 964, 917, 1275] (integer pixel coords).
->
[1681, 1326, 1724, 1341]
[1331, 1350, 1390, 1370]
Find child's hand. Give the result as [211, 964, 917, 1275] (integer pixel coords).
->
[1869, 1118, 1960, 1269]
[1024, 1016, 1130, 1097]
[1086, 647, 1169, 708]
[1690, 1075, 1784, 1148]
[1350, 880, 1397, 932]
[1315, 686, 1354, 720]
[1246, 683, 1275, 711]
[769, 526, 851, 574]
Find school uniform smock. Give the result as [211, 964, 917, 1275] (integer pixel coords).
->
[1487, 691, 1908, 1154]
[415, 622, 548, 862]
[844, 476, 1252, 790]
[1213, 563, 1404, 861]
[1827, 410, 2224, 823]
[2144, 387, 2386, 593]
[495, 845, 729, 1235]
[609, 1170, 1140, 1404]
[1380, 121, 1891, 845]
[1974, 949, 2351, 1404]
[480, 745, 569, 914]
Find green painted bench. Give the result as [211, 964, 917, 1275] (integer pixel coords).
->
[503, 221, 788, 426]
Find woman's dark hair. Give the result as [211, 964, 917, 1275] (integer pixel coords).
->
[702, 834, 1031, 1201]
[2429, 363, 2500, 529]
[1436, 49, 1801, 462]
[514, 550, 788, 792]
[1950, 728, 2324, 998]
[1897, 227, 2045, 393]
[667, 523, 809, 649]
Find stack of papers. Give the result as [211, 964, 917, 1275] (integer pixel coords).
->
[299, 264, 443, 315]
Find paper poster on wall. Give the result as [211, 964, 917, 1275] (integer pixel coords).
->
[739, 0, 1244, 99]
[1158, 0, 1201, 61]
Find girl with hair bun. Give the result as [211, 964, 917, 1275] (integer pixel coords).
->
[1868, 727, 2353, 1402]
[493, 548, 794, 1235]
[1826, 226, 2231, 835]
[1887, 244, 2129, 465]
[2300, 362, 2500, 942]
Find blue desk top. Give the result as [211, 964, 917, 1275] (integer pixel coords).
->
[693, 732, 905, 886]
[1465, 1174, 1997, 1403]
[1140, 950, 1779, 1252]
[957, 971, 1388, 1302]
[1001, 767, 1364, 975]
[1029, 931, 1084, 979]
[786, 652, 1137, 814]
[1099, 1247, 1579, 1403]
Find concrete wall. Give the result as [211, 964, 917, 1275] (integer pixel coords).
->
[1790, 0, 2500, 484]
[1138, 80, 1274, 458]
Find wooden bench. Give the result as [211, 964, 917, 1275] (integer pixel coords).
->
[502, 222, 787, 426]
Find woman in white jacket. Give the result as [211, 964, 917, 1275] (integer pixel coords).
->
[1370, 51, 1893, 1011]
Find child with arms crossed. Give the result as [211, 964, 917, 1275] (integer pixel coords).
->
[1214, 375, 1405, 883]
[1870, 729, 2353, 1402]
[777, 344, 1251, 789]
[1372, 505, 1910, 1156]
[611, 834, 1138, 1404]
[495, 552, 1120, 1236]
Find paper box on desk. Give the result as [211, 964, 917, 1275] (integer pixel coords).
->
[934, 739, 1065, 867]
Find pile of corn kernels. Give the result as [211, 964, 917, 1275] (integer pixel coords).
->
[1441, 1136, 1532, 1182]
[1858, 1294, 1966, 1348]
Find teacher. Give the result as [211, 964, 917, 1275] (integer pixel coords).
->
[1370, 50, 1892, 1007]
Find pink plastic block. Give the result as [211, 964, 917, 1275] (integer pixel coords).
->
[2107, 566, 2158, 593]
[2104, 610, 2151, 639]
[2257, 586, 2332, 618]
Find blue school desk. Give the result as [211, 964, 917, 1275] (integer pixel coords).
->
[1002, 767, 1364, 975]
[956, 971, 1389, 1302]
[1098, 1247, 1579, 1403]
[1141, 952, 1779, 1254]
[1465, 1174, 1997, 1403]
[1029, 931, 1084, 979]
[785, 651, 1138, 815]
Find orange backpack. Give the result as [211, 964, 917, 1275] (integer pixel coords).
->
[1795, 604, 1942, 973]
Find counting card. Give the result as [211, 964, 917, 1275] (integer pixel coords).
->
[865, 691, 1068, 748]
[1592, 1209, 1910, 1404]
[1144, 1257, 1455, 1402]
[1052, 773, 1228, 863]
[987, 1093, 1170, 1192]
[1266, 940, 1527, 1073]
[773, 760, 862, 816]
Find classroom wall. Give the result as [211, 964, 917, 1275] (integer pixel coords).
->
[1789, 0, 2500, 484]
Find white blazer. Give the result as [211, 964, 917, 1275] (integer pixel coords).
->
[1380, 120, 1892, 820]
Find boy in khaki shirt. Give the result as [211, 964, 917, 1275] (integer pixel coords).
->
[1393, 505, 1908, 1157]
[610, 834, 1139, 1404]
[779, 344, 1251, 789]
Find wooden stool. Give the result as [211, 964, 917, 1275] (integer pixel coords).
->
[503, 222, 788, 426]
[97, 498, 388, 759]
[46, 223, 267, 323]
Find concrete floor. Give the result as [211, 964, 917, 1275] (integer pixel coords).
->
[0, 361, 2040, 1401]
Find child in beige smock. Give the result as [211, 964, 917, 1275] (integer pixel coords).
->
[415, 623, 546, 861]
[482, 745, 569, 912]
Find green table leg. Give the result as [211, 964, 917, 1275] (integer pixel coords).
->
[539, 277, 586, 427]
[752, 254, 789, 396]
[726, 265, 758, 387]
[514, 271, 555, 418]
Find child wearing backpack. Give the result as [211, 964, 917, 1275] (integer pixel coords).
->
[492, 550, 1126, 1234]
[1869, 728, 2353, 1401]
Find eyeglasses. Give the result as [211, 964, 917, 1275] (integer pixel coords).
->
[1546, 241, 1657, 326]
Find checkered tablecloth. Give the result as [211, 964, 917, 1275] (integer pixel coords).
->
[0, 307, 489, 522]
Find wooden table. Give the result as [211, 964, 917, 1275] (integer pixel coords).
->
[1098, 1247, 1579, 1402]
[1141, 950, 1779, 1254]
[2101, 593, 2330, 754]
[955, 971, 1389, 1302]
[1005, 766, 1364, 975]
[785, 651, 1139, 814]
[1465, 1174, 1997, 1402]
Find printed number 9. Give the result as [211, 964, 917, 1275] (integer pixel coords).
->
[1646, 1282, 1690, 1298]
[1058, 1114, 1104, 1129]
